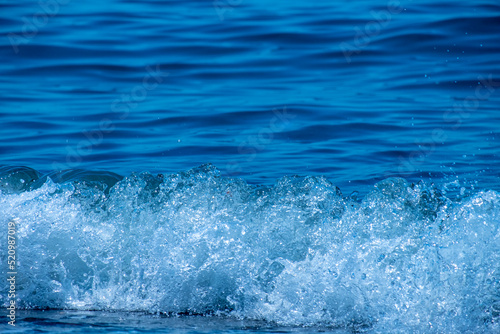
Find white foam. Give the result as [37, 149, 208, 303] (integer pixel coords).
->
[1, 165, 499, 332]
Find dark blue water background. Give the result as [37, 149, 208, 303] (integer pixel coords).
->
[1, 0, 499, 190]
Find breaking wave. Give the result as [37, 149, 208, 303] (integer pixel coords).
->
[1, 164, 499, 333]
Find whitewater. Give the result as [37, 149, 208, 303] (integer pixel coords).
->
[1, 164, 499, 333]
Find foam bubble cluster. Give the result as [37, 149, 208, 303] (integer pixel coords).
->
[1, 164, 499, 332]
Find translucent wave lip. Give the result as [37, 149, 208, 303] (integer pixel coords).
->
[1, 164, 499, 333]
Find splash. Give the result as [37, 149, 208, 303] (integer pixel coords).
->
[1, 164, 499, 333]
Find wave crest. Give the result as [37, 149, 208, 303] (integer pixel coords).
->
[1, 164, 499, 332]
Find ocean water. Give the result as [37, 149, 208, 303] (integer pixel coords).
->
[1, 0, 500, 333]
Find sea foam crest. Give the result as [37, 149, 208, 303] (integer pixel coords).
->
[1, 164, 499, 333]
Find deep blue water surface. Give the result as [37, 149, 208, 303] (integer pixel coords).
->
[1, 0, 500, 333]
[1, 0, 499, 188]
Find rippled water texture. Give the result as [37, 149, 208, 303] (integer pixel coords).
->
[1, 0, 499, 188]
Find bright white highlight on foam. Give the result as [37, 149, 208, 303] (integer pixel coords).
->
[1, 164, 499, 333]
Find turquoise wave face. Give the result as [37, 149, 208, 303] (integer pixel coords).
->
[1, 165, 499, 332]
